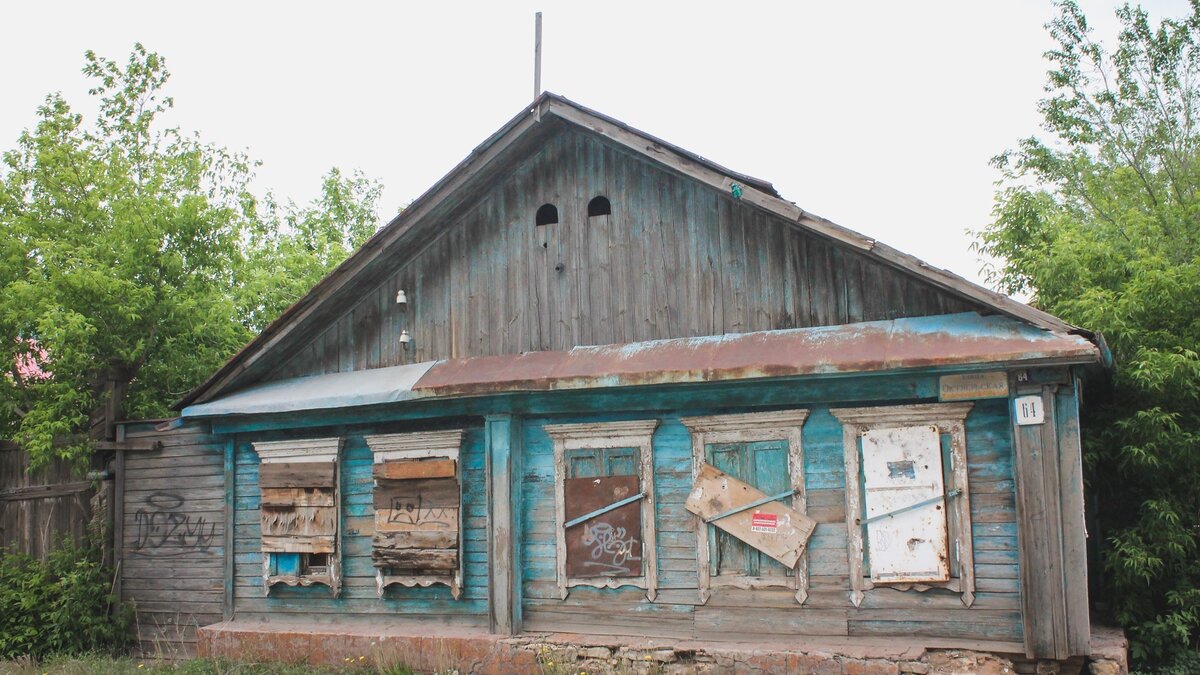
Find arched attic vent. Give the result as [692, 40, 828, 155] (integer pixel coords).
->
[587, 196, 611, 217]
[536, 203, 559, 226]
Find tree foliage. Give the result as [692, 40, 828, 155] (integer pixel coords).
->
[0, 45, 383, 466]
[976, 2, 1200, 668]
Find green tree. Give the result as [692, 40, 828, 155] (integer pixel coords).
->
[0, 45, 383, 466]
[976, 2, 1200, 669]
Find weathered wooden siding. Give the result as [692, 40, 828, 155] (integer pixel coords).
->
[270, 129, 981, 381]
[231, 426, 489, 626]
[518, 395, 1023, 646]
[119, 422, 225, 658]
[0, 442, 97, 560]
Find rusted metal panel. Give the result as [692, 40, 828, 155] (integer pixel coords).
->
[861, 425, 950, 584]
[414, 313, 1100, 398]
[563, 475, 643, 578]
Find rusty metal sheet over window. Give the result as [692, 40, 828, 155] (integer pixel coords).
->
[861, 425, 950, 583]
[563, 475, 642, 578]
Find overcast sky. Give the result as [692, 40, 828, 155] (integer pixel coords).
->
[2, 1, 1190, 287]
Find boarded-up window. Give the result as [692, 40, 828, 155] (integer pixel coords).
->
[252, 437, 343, 597]
[831, 403, 976, 608]
[545, 420, 660, 601]
[706, 440, 792, 578]
[563, 448, 643, 578]
[681, 410, 811, 604]
[364, 430, 465, 598]
[860, 426, 949, 583]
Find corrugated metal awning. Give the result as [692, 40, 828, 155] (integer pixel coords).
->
[182, 313, 1099, 419]
[181, 361, 436, 418]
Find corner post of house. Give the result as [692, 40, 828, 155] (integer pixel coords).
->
[1010, 369, 1088, 661]
[485, 414, 523, 635]
[223, 436, 236, 621]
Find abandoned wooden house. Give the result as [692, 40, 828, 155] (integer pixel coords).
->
[112, 93, 1112, 670]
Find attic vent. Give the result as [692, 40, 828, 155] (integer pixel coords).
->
[587, 196, 611, 217]
[536, 203, 559, 226]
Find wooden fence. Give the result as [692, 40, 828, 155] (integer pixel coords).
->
[0, 441, 100, 559]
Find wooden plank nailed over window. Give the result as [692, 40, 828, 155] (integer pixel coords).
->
[372, 459, 456, 480]
[684, 463, 815, 569]
[260, 487, 335, 508]
[259, 462, 336, 489]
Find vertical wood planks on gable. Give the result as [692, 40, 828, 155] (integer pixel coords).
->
[263, 127, 993, 384]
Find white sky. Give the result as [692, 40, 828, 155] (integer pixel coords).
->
[1, 1, 1190, 287]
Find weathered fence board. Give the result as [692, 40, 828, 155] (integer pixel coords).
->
[0, 442, 97, 560]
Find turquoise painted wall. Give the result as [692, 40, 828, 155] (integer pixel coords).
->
[224, 369, 1039, 642]
[231, 425, 489, 625]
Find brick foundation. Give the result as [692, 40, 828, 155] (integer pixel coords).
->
[198, 621, 1128, 674]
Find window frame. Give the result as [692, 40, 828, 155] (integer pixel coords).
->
[681, 410, 810, 604]
[830, 402, 975, 608]
[544, 420, 659, 601]
[252, 437, 343, 598]
[364, 430, 466, 599]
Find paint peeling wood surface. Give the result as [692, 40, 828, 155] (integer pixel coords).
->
[684, 463, 815, 569]
[518, 390, 1026, 647]
[232, 427, 488, 624]
[265, 128, 982, 384]
[118, 422, 226, 657]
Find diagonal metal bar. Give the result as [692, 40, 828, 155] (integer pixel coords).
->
[564, 492, 645, 529]
[704, 488, 798, 524]
[861, 488, 962, 526]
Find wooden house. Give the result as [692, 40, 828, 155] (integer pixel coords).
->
[112, 94, 1109, 670]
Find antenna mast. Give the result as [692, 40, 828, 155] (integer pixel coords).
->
[534, 12, 543, 100]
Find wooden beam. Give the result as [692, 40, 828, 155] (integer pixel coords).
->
[223, 438, 235, 622]
[0, 481, 92, 501]
[486, 414, 522, 635]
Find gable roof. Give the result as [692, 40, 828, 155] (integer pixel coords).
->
[176, 93, 1086, 410]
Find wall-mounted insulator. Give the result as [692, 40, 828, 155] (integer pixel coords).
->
[395, 289, 408, 307]
[399, 329, 412, 350]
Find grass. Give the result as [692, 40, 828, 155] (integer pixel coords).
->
[0, 655, 417, 675]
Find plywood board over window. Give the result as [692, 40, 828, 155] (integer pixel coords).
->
[681, 410, 811, 604]
[830, 402, 975, 608]
[544, 420, 659, 601]
[365, 430, 465, 599]
[252, 437, 343, 597]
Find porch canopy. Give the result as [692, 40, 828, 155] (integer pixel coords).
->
[181, 312, 1101, 419]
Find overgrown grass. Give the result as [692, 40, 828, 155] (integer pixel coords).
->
[0, 655, 416, 675]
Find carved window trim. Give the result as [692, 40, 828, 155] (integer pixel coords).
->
[545, 420, 659, 602]
[830, 402, 975, 608]
[365, 430, 466, 599]
[681, 410, 810, 605]
[252, 437, 343, 598]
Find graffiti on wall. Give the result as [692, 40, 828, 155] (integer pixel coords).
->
[131, 492, 217, 556]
